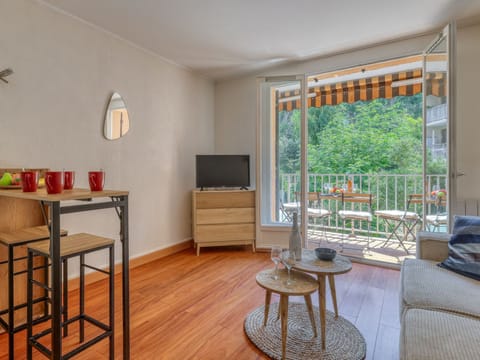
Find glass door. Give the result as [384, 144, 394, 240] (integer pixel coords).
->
[422, 23, 455, 232]
[256, 76, 307, 249]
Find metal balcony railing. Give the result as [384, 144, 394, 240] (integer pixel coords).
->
[279, 173, 447, 236]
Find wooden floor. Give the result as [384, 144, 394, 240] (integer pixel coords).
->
[0, 247, 401, 360]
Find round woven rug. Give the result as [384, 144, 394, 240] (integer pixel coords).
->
[244, 302, 366, 360]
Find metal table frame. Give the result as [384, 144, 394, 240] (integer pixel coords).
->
[0, 189, 130, 360]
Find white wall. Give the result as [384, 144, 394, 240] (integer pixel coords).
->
[0, 0, 215, 268]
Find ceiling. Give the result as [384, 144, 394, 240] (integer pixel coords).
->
[39, 0, 480, 80]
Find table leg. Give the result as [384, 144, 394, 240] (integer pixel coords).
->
[50, 202, 62, 360]
[304, 295, 317, 337]
[328, 274, 338, 318]
[263, 290, 271, 326]
[121, 196, 131, 360]
[280, 294, 289, 360]
[317, 275, 326, 350]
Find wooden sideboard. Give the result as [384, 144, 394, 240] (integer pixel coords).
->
[192, 189, 256, 255]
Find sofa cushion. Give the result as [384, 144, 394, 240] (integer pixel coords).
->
[401, 259, 480, 318]
[439, 215, 480, 281]
[400, 308, 480, 360]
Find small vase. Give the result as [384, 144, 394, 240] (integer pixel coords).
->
[289, 212, 302, 261]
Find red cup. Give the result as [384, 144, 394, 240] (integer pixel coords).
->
[45, 171, 63, 194]
[21, 171, 39, 192]
[88, 171, 105, 191]
[63, 171, 75, 190]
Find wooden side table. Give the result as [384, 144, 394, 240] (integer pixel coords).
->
[256, 269, 318, 360]
[293, 249, 352, 350]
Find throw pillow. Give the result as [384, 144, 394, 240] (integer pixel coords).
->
[439, 215, 480, 281]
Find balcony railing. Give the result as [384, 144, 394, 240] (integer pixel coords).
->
[280, 173, 447, 236]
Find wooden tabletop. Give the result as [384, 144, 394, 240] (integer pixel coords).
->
[256, 268, 318, 296]
[293, 249, 352, 276]
[0, 188, 129, 201]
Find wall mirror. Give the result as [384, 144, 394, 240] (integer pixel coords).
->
[104, 92, 130, 140]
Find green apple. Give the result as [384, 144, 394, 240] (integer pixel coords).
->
[0, 172, 13, 186]
[437, 191, 445, 197]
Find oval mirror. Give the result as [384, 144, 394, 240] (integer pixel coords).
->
[104, 92, 130, 140]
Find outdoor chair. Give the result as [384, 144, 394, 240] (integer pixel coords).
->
[279, 192, 299, 222]
[425, 195, 448, 232]
[306, 192, 332, 242]
[374, 194, 422, 254]
[338, 192, 373, 253]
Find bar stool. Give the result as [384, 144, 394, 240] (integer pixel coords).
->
[26, 233, 115, 360]
[0, 226, 68, 360]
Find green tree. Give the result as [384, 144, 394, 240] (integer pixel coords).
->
[280, 95, 424, 175]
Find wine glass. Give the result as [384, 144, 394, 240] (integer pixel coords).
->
[281, 250, 296, 286]
[270, 245, 282, 280]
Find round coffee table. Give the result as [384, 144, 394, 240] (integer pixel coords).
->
[293, 249, 352, 350]
[256, 268, 318, 360]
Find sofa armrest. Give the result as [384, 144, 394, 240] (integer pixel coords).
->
[416, 231, 450, 261]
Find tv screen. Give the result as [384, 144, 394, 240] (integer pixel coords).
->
[196, 155, 250, 189]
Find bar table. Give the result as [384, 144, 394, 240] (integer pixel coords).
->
[0, 188, 130, 360]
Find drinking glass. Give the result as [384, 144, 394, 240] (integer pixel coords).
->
[281, 250, 296, 286]
[270, 245, 282, 280]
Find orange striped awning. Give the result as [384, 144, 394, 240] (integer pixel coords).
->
[276, 70, 446, 112]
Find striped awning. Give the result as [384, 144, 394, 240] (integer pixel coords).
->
[277, 70, 446, 112]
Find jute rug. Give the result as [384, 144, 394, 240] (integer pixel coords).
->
[244, 302, 366, 360]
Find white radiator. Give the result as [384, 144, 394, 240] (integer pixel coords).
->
[453, 199, 480, 216]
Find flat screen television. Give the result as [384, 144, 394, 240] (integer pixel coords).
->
[196, 155, 250, 190]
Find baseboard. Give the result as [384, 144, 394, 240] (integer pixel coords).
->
[68, 238, 194, 290]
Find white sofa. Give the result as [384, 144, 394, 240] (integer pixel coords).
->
[400, 232, 480, 360]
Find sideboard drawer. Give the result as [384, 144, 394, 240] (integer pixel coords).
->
[196, 207, 254, 225]
[196, 224, 255, 242]
[195, 191, 254, 209]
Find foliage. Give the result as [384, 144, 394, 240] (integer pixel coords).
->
[278, 94, 433, 176]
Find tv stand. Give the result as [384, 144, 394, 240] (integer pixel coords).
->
[192, 189, 256, 255]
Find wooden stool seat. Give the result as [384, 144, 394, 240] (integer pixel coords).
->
[0, 225, 68, 360]
[27, 233, 115, 360]
[28, 233, 114, 257]
[256, 269, 318, 360]
[0, 226, 68, 245]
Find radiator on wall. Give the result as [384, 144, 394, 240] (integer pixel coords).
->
[452, 199, 480, 216]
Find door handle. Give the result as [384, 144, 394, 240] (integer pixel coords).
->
[456, 171, 465, 177]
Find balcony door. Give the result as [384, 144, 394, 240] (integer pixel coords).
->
[422, 23, 456, 232]
[256, 76, 308, 249]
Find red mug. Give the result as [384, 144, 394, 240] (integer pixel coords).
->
[45, 171, 63, 194]
[88, 171, 105, 191]
[63, 171, 75, 190]
[21, 171, 39, 192]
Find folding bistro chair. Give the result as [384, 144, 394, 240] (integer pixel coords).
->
[425, 195, 448, 232]
[279, 191, 299, 222]
[375, 194, 422, 254]
[306, 192, 332, 242]
[338, 192, 373, 253]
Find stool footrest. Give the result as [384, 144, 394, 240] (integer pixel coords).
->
[29, 314, 112, 360]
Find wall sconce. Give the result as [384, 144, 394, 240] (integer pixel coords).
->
[0, 68, 14, 84]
